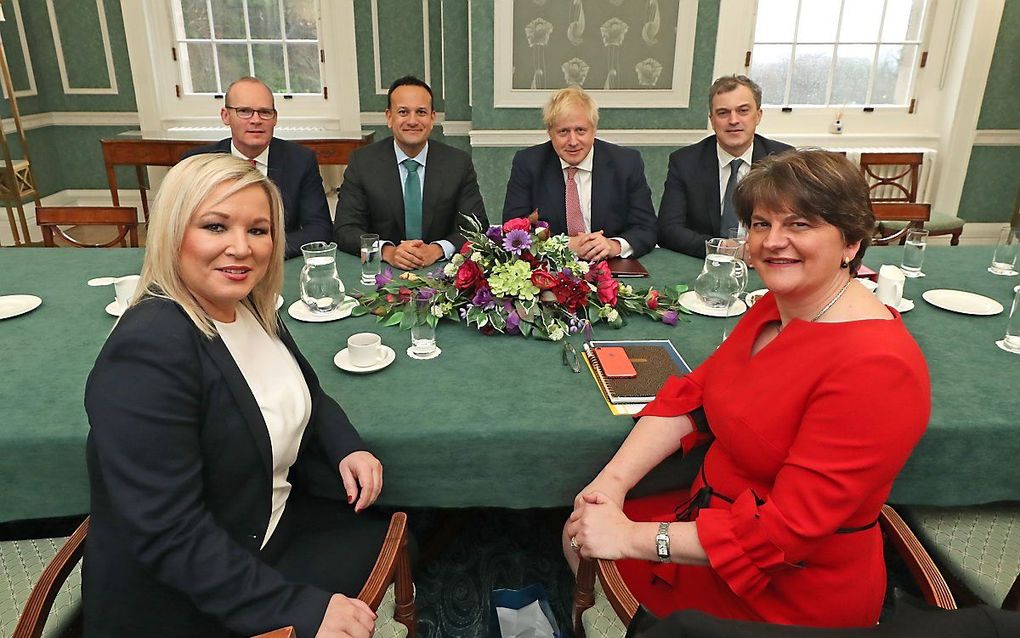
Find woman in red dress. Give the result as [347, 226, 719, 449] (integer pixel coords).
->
[564, 149, 930, 628]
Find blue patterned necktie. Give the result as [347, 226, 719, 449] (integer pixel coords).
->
[721, 158, 743, 234]
[403, 159, 422, 239]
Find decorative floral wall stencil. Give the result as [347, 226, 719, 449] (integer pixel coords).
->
[567, 0, 585, 46]
[600, 17, 628, 89]
[525, 17, 554, 89]
[635, 57, 662, 86]
[642, 0, 660, 45]
[562, 57, 591, 86]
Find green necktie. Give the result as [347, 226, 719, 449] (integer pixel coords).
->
[403, 159, 422, 239]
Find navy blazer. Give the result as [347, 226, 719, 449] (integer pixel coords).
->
[502, 139, 658, 257]
[182, 138, 333, 259]
[332, 137, 488, 256]
[83, 297, 366, 637]
[657, 134, 793, 257]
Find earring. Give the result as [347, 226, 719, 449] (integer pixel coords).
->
[840, 257, 850, 269]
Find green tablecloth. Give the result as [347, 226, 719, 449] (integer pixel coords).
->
[1, 246, 1017, 522]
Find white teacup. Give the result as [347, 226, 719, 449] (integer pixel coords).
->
[876, 265, 904, 307]
[114, 275, 140, 312]
[347, 332, 385, 367]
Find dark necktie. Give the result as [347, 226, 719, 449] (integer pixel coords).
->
[720, 158, 743, 234]
[402, 159, 422, 239]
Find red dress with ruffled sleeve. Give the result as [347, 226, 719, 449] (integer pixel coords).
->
[617, 293, 930, 627]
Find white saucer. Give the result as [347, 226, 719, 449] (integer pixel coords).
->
[922, 289, 1003, 316]
[276, 294, 284, 310]
[406, 345, 442, 360]
[996, 340, 1020, 355]
[287, 298, 357, 322]
[0, 294, 42, 320]
[105, 301, 124, 317]
[744, 288, 768, 307]
[1014, 285, 1019, 293]
[334, 345, 395, 373]
[896, 298, 914, 313]
[679, 291, 747, 318]
[988, 267, 1018, 277]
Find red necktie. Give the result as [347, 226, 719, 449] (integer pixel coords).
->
[565, 166, 585, 236]
[249, 159, 257, 168]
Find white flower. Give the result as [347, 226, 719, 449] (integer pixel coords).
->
[431, 304, 445, 318]
[452, 253, 465, 266]
[549, 326, 566, 341]
[606, 308, 620, 322]
[470, 251, 483, 262]
[619, 284, 633, 295]
[443, 263, 458, 277]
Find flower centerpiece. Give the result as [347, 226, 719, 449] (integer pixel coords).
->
[352, 215, 689, 340]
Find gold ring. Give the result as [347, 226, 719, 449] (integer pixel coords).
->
[569, 536, 579, 551]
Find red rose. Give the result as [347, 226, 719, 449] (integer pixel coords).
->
[502, 217, 532, 233]
[454, 260, 484, 291]
[553, 273, 590, 313]
[586, 260, 613, 284]
[645, 289, 659, 310]
[397, 287, 412, 303]
[459, 242, 473, 256]
[531, 269, 559, 290]
[597, 278, 619, 306]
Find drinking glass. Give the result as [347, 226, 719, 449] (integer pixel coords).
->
[299, 241, 345, 313]
[989, 227, 1019, 276]
[410, 297, 438, 357]
[360, 233, 381, 285]
[1003, 288, 1020, 353]
[900, 228, 929, 278]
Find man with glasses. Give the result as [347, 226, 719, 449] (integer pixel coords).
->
[182, 76, 332, 258]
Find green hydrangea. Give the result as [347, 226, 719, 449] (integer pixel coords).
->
[489, 260, 540, 300]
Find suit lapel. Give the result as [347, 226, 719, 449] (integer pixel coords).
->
[201, 336, 274, 476]
[377, 142, 407, 238]
[751, 136, 767, 164]
[420, 143, 441, 239]
[543, 145, 567, 233]
[265, 137, 282, 185]
[590, 141, 612, 233]
[702, 139, 723, 236]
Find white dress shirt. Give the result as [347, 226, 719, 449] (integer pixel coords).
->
[716, 143, 755, 233]
[231, 142, 270, 176]
[559, 147, 633, 258]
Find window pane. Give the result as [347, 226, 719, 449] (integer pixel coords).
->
[839, 0, 883, 41]
[179, 0, 211, 38]
[252, 44, 286, 91]
[831, 44, 874, 104]
[754, 0, 798, 42]
[184, 42, 217, 92]
[750, 44, 792, 105]
[217, 43, 250, 88]
[285, 0, 318, 40]
[872, 44, 916, 104]
[882, 0, 925, 41]
[211, 0, 246, 39]
[789, 44, 833, 104]
[287, 43, 321, 93]
[796, 0, 840, 43]
[247, 0, 281, 39]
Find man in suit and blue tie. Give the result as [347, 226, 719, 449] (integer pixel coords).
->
[333, 76, 487, 271]
[658, 75, 793, 258]
[181, 76, 332, 259]
[502, 87, 658, 260]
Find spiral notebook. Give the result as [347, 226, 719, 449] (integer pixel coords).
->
[582, 339, 691, 407]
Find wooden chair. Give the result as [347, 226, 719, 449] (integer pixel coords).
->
[871, 202, 931, 246]
[35, 206, 139, 248]
[572, 505, 957, 638]
[8, 513, 416, 638]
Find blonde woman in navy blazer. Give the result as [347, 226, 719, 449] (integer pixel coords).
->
[84, 154, 390, 638]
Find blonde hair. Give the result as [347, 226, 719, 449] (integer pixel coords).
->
[135, 154, 286, 338]
[543, 86, 599, 130]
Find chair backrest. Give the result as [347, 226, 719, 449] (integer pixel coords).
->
[860, 152, 923, 203]
[871, 202, 931, 245]
[35, 206, 139, 248]
[10, 518, 89, 638]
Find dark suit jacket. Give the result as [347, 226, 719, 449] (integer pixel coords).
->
[83, 297, 366, 638]
[332, 138, 488, 256]
[182, 138, 333, 259]
[657, 134, 793, 257]
[502, 139, 658, 257]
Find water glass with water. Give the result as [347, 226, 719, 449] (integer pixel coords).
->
[410, 297, 437, 357]
[360, 233, 381, 285]
[900, 228, 929, 278]
[299, 241, 345, 313]
[989, 227, 1019, 276]
[1004, 288, 1020, 353]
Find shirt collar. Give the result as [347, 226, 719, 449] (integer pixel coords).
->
[394, 139, 429, 168]
[717, 141, 754, 170]
[231, 141, 270, 167]
[559, 145, 595, 172]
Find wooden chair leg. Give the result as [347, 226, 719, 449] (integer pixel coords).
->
[573, 557, 597, 638]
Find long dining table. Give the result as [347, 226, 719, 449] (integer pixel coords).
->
[1, 245, 1017, 523]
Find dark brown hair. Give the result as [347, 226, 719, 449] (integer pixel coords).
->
[709, 75, 763, 110]
[735, 148, 875, 273]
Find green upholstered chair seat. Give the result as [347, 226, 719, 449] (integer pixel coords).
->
[372, 583, 409, 638]
[880, 213, 965, 234]
[580, 578, 627, 638]
[900, 505, 1020, 607]
[0, 536, 80, 638]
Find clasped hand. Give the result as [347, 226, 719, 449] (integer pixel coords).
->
[568, 231, 621, 262]
[565, 490, 635, 560]
[382, 240, 443, 270]
[338, 451, 383, 512]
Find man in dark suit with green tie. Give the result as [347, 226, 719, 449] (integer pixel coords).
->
[333, 76, 488, 270]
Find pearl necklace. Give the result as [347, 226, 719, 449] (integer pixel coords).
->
[777, 277, 853, 332]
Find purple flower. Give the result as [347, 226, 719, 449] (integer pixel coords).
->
[485, 225, 504, 242]
[506, 310, 521, 335]
[535, 220, 550, 231]
[416, 288, 436, 301]
[375, 267, 394, 289]
[472, 286, 494, 308]
[503, 229, 532, 255]
[661, 309, 678, 326]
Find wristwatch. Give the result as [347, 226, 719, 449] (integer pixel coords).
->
[655, 522, 671, 562]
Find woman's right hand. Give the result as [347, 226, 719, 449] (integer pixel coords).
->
[574, 473, 627, 512]
[315, 594, 376, 638]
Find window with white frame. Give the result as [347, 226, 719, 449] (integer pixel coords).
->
[749, 0, 930, 107]
[172, 0, 322, 96]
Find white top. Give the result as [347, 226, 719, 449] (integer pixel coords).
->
[214, 305, 312, 548]
[558, 146, 633, 257]
[717, 142, 755, 228]
[231, 141, 270, 176]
